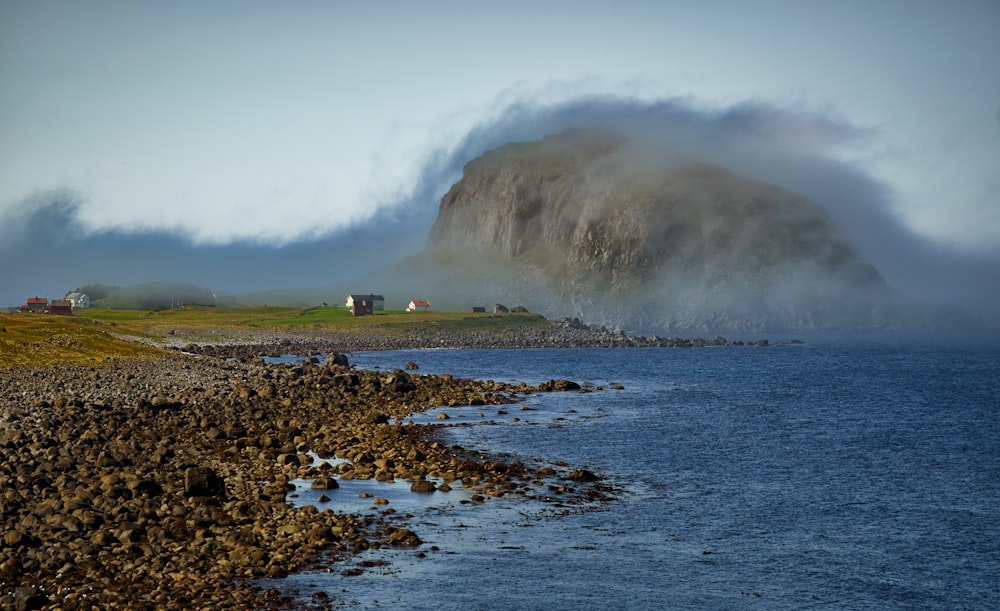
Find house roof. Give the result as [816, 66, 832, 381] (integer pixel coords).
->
[409, 300, 431, 306]
[27, 297, 47, 304]
[347, 294, 385, 301]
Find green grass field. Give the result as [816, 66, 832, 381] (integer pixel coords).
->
[0, 307, 554, 368]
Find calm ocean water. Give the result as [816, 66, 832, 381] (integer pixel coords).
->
[275, 336, 1000, 610]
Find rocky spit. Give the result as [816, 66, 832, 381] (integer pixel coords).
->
[150, 316, 770, 358]
[0, 340, 615, 610]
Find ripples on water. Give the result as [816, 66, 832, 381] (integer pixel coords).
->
[271, 337, 1000, 609]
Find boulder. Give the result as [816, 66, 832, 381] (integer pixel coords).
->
[385, 528, 422, 546]
[325, 352, 350, 367]
[12, 586, 48, 611]
[310, 477, 339, 490]
[184, 467, 225, 497]
[410, 479, 436, 493]
[567, 469, 599, 482]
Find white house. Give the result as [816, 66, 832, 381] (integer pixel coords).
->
[66, 292, 90, 310]
[407, 299, 431, 311]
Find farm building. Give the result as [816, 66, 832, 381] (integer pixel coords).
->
[49, 300, 73, 316]
[26, 297, 48, 313]
[345, 294, 384, 312]
[407, 300, 431, 311]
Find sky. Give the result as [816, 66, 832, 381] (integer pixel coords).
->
[1, 1, 999, 313]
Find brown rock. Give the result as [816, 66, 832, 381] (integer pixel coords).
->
[184, 467, 225, 497]
[385, 528, 421, 546]
[310, 477, 339, 490]
[567, 469, 599, 482]
[410, 480, 436, 493]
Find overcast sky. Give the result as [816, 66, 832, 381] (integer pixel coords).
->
[1, 1, 998, 255]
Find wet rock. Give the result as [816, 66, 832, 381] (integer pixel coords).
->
[385, 528, 422, 546]
[410, 479, 436, 493]
[539, 379, 581, 391]
[567, 469, 599, 482]
[325, 352, 350, 367]
[310, 477, 339, 490]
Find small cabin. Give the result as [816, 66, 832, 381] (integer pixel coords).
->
[469, 306, 487, 313]
[407, 300, 431, 312]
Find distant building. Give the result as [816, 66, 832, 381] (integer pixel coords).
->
[346, 294, 384, 312]
[66, 292, 90, 310]
[350, 297, 374, 317]
[469, 306, 487, 313]
[407, 300, 431, 312]
[49, 299, 73, 316]
[26, 297, 47, 313]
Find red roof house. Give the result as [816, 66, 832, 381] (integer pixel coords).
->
[407, 300, 431, 311]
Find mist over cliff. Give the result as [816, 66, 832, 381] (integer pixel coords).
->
[388, 128, 972, 333]
[3, 96, 995, 330]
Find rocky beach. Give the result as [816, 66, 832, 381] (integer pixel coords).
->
[0, 323, 655, 610]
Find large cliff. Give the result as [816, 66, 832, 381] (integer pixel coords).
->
[399, 128, 954, 332]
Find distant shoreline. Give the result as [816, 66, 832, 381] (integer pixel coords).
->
[154, 319, 776, 358]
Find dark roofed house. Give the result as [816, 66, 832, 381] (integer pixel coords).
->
[346, 294, 385, 312]
[470, 306, 487, 313]
[346, 294, 384, 317]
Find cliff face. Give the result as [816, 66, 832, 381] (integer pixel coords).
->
[409, 128, 939, 332]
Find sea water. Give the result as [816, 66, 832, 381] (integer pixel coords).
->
[273, 336, 1000, 609]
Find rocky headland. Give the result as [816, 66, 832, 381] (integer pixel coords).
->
[382, 127, 967, 333]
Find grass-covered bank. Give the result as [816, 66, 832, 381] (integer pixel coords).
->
[1, 306, 763, 369]
[0, 308, 555, 368]
[0, 313, 162, 367]
[79, 305, 550, 332]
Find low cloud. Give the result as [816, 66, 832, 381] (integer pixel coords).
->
[401, 96, 1000, 323]
[0, 189, 427, 307]
[3, 95, 998, 325]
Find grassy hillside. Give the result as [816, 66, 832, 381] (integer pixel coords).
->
[0, 313, 162, 367]
[1, 307, 553, 368]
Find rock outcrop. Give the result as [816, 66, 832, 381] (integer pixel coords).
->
[405, 128, 953, 332]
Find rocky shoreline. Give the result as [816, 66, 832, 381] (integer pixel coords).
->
[0, 342, 614, 610]
[148, 316, 772, 358]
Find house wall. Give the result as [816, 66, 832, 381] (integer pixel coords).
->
[351, 300, 373, 317]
